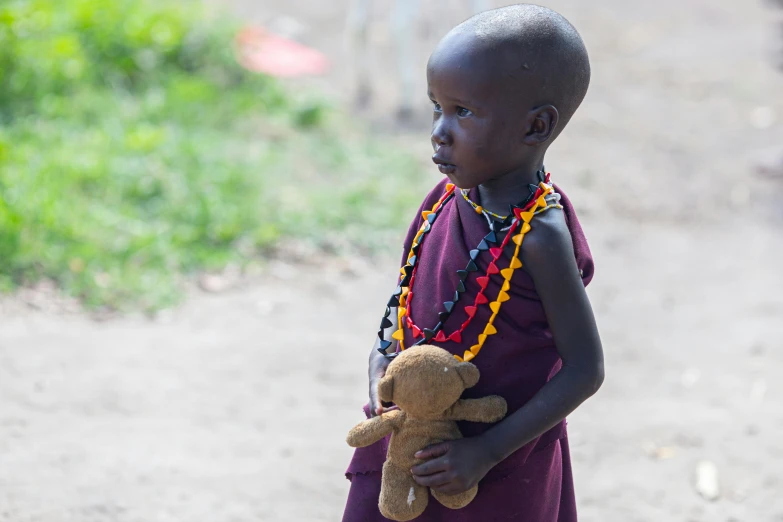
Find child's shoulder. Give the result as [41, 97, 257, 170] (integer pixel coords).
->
[521, 205, 585, 286]
[523, 207, 572, 257]
[525, 183, 594, 286]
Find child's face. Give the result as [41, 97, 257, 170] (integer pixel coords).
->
[427, 44, 532, 190]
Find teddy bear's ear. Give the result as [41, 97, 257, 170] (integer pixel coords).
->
[377, 375, 394, 402]
[455, 362, 480, 388]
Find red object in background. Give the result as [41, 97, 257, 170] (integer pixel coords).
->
[235, 26, 329, 78]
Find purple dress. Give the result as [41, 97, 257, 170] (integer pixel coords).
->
[342, 178, 594, 522]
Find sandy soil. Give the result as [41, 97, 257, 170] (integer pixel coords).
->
[2, 1, 783, 521]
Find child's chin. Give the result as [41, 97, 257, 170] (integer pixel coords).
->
[442, 173, 471, 190]
[450, 178, 477, 190]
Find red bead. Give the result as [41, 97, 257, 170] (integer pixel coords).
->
[448, 331, 462, 343]
[476, 276, 490, 289]
[412, 325, 423, 338]
[475, 293, 488, 305]
[406, 317, 413, 328]
[490, 248, 503, 259]
[434, 330, 447, 342]
[464, 306, 477, 318]
[486, 262, 499, 275]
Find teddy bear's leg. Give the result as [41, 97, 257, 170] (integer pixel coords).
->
[430, 484, 478, 510]
[378, 461, 428, 521]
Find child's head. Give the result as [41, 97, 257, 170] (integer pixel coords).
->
[428, 4, 590, 189]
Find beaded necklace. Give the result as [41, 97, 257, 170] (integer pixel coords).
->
[377, 171, 558, 362]
[460, 190, 507, 221]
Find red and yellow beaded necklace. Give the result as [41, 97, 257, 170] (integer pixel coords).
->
[377, 172, 558, 362]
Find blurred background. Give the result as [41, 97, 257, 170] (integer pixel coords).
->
[0, 0, 782, 521]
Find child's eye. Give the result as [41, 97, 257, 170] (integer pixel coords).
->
[456, 106, 472, 117]
[432, 101, 442, 112]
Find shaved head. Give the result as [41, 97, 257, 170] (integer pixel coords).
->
[432, 4, 590, 137]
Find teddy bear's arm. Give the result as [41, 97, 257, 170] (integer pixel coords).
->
[445, 396, 508, 423]
[346, 409, 405, 448]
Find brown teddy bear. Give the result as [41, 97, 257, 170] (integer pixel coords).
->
[346, 345, 508, 521]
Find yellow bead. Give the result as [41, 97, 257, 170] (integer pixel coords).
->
[400, 267, 407, 275]
[512, 234, 524, 246]
[478, 334, 487, 345]
[501, 280, 510, 292]
[446, 183, 455, 191]
[489, 301, 501, 313]
[519, 210, 534, 223]
[536, 196, 547, 208]
[463, 351, 475, 361]
[475, 205, 483, 214]
[501, 268, 514, 280]
[454, 354, 464, 362]
[398, 307, 406, 317]
[470, 344, 482, 355]
[510, 257, 522, 269]
[422, 210, 433, 221]
[484, 324, 497, 336]
[521, 223, 531, 234]
[401, 287, 409, 298]
[498, 291, 510, 302]
[488, 312, 498, 324]
[392, 329, 405, 341]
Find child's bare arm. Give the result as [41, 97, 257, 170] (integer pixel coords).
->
[346, 409, 404, 448]
[445, 397, 507, 423]
[480, 209, 604, 465]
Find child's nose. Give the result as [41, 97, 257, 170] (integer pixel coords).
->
[431, 119, 453, 147]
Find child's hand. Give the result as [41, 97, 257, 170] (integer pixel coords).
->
[368, 353, 393, 417]
[410, 437, 495, 494]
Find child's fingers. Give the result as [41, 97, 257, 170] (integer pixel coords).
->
[370, 403, 388, 417]
[368, 389, 383, 416]
[411, 456, 449, 476]
[412, 471, 451, 488]
[370, 403, 396, 417]
[414, 442, 450, 460]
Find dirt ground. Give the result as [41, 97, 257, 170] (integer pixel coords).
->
[2, 1, 783, 521]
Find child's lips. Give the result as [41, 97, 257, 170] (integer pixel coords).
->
[432, 155, 456, 174]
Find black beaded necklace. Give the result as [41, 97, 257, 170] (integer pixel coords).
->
[377, 169, 549, 358]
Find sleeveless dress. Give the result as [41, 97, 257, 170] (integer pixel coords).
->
[342, 178, 595, 522]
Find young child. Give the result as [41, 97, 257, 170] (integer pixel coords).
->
[342, 4, 604, 521]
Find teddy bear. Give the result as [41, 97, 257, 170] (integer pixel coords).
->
[346, 345, 508, 521]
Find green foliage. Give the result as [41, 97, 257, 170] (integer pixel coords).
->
[0, 0, 426, 310]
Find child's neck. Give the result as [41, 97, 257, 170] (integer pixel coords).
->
[476, 161, 545, 218]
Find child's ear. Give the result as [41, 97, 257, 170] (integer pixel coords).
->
[455, 363, 480, 388]
[378, 376, 394, 402]
[523, 104, 559, 145]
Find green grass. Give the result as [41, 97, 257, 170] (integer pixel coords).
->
[0, 0, 427, 310]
